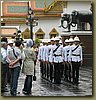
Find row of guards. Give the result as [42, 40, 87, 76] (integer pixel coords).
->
[38, 36, 83, 85]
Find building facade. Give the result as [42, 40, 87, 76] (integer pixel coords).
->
[1, 0, 92, 38]
[1, 0, 92, 67]
[1, 0, 66, 39]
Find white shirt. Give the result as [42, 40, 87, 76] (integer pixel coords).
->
[50, 44, 64, 63]
[1, 47, 7, 64]
[7, 45, 13, 53]
[6, 45, 13, 62]
[68, 44, 82, 62]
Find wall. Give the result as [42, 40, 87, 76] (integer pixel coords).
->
[33, 17, 62, 39]
[67, 1, 91, 14]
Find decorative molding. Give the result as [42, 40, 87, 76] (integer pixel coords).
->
[30, 0, 66, 13]
[1, 16, 26, 18]
[1, 28, 17, 37]
[49, 28, 59, 35]
[2, 2, 28, 16]
[44, 0, 67, 12]
[31, 0, 44, 11]
[7, 6, 28, 13]
[22, 28, 30, 39]
[1, 20, 26, 24]
[35, 28, 45, 35]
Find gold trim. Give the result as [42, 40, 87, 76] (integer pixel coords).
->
[35, 28, 45, 35]
[1, 16, 27, 18]
[21, 28, 30, 39]
[49, 28, 59, 35]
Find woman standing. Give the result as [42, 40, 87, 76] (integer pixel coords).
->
[22, 39, 36, 95]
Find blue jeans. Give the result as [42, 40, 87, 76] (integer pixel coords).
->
[10, 66, 21, 94]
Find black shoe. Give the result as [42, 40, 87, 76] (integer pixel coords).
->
[75, 81, 80, 85]
[22, 90, 31, 95]
[22, 91, 27, 94]
[17, 91, 20, 94]
[1, 88, 9, 92]
[53, 81, 61, 84]
[10, 92, 17, 96]
[10, 91, 20, 96]
[67, 80, 71, 83]
[50, 80, 53, 83]
[64, 78, 68, 82]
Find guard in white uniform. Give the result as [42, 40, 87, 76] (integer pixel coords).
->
[63, 38, 74, 82]
[48, 37, 55, 82]
[63, 39, 69, 82]
[38, 42, 44, 77]
[42, 40, 49, 78]
[50, 37, 64, 84]
[38, 39, 46, 78]
[69, 36, 83, 85]
[43, 39, 50, 79]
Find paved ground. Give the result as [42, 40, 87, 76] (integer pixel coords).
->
[1, 61, 92, 96]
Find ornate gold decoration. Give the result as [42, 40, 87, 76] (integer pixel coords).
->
[22, 28, 30, 39]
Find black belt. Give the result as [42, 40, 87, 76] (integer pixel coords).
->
[54, 54, 62, 57]
[72, 54, 80, 56]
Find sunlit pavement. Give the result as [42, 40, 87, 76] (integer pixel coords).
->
[1, 61, 92, 96]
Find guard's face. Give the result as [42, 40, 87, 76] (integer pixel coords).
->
[64, 42, 69, 46]
[9, 43, 13, 47]
[51, 40, 55, 45]
[55, 40, 59, 45]
[69, 42, 73, 45]
[74, 41, 80, 45]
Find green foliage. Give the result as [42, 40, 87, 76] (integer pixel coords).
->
[34, 38, 41, 46]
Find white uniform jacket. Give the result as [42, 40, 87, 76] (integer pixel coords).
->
[43, 45, 49, 62]
[38, 45, 44, 61]
[68, 44, 83, 62]
[38, 46, 42, 60]
[64, 45, 71, 62]
[50, 44, 64, 63]
[47, 44, 54, 62]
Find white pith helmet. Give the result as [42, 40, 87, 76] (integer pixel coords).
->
[54, 36, 60, 41]
[8, 39, 14, 44]
[64, 39, 69, 43]
[59, 40, 62, 44]
[74, 36, 80, 42]
[68, 38, 74, 42]
[50, 37, 55, 41]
